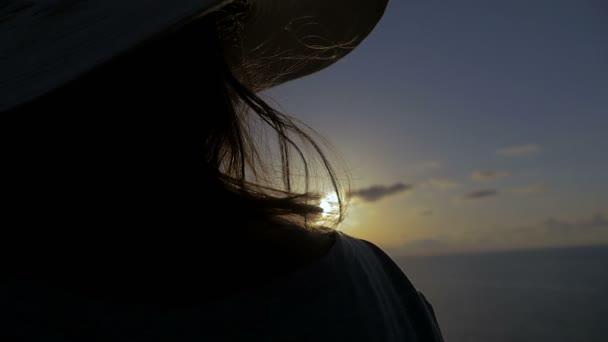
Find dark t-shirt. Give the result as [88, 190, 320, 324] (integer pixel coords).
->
[2, 232, 443, 341]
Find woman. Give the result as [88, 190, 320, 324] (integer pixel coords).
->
[1, 0, 444, 341]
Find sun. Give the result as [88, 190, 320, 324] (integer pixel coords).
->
[319, 192, 340, 221]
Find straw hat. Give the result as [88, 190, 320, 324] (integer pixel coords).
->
[0, 0, 388, 111]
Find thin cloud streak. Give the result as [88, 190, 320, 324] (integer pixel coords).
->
[426, 178, 461, 189]
[497, 143, 541, 157]
[412, 161, 442, 173]
[419, 209, 434, 216]
[464, 189, 498, 199]
[404, 239, 446, 249]
[510, 213, 608, 241]
[471, 170, 510, 181]
[511, 184, 548, 195]
[350, 183, 412, 202]
[539, 214, 608, 233]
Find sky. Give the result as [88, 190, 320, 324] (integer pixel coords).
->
[267, 0, 608, 255]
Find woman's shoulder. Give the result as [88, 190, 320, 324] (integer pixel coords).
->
[329, 233, 444, 341]
[332, 232, 403, 271]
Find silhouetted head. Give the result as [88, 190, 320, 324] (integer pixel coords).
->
[1, 1, 388, 285]
[3, 11, 333, 299]
[6, 16, 252, 229]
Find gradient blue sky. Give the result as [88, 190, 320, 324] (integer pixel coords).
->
[267, 0, 607, 254]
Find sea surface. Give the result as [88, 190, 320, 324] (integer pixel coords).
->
[395, 246, 608, 342]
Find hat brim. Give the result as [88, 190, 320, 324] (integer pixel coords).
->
[0, 0, 388, 111]
[225, 0, 389, 90]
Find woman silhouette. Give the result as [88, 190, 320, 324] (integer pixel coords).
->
[1, 0, 443, 341]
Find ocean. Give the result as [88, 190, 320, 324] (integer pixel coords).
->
[395, 246, 608, 342]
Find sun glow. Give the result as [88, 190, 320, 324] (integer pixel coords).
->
[319, 192, 340, 224]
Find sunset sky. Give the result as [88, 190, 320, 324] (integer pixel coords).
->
[268, 0, 608, 255]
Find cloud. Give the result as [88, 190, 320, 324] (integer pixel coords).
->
[403, 239, 446, 249]
[419, 209, 434, 216]
[464, 189, 498, 199]
[413, 160, 442, 172]
[540, 214, 608, 233]
[350, 183, 412, 202]
[471, 170, 510, 181]
[385, 238, 449, 255]
[425, 178, 461, 189]
[496, 143, 541, 157]
[512, 213, 608, 240]
[511, 184, 548, 195]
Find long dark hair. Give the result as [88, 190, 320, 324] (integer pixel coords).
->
[4, 6, 347, 239]
[194, 8, 348, 230]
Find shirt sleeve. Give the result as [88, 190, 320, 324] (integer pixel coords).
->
[360, 238, 445, 342]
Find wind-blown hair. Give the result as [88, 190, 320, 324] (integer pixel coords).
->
[4, 5, 347, 235]
[205, 7, 348, 229]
